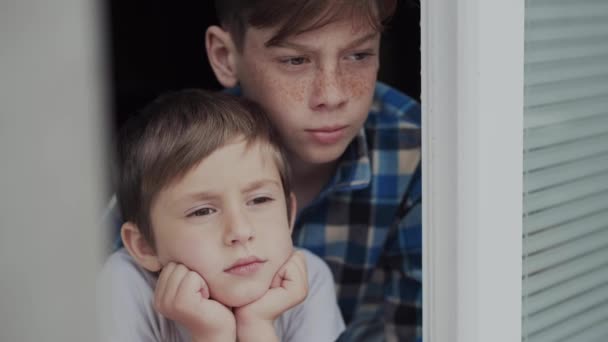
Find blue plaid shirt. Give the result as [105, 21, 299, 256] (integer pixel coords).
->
[293, 82, 421, 341]
[105, 81, 421, 342]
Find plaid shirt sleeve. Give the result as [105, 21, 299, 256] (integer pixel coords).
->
[382, 163, 422, 341]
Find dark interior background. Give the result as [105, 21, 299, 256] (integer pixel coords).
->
[107, 1, 421, 135]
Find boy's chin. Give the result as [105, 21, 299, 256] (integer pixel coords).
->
[211, 283, 269, 308]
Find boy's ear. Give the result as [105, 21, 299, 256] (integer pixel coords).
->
[121, 222, 162, 272]
[205, 25, 239, 88]
[288, 192, 298, 233]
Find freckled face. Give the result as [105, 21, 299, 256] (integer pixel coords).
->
[234, 16, 380, 166]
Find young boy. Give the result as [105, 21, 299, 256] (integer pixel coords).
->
[98, 90, 345, 342]
[205, 1, 422, 340]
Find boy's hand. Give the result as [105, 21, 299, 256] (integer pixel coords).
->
[154, 262, 236, 342]
[234, 251, 308, 341]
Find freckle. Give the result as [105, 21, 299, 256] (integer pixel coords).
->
[346, 75, 370, 98]
[265, 77, 303, 103]
[284, 79, 306, 102]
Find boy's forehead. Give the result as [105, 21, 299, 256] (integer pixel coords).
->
[196, 138, 283, 180]
[157, 139, 284, 199]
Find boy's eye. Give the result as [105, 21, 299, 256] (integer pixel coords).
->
[281, 57, 309, 66]
[249, 196, 274, 205]
[188, 207, 216, 217]
[347, 52, 374, 61]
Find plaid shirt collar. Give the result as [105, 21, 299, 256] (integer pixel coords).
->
[325, 129, 372, 193]
[296, 130, 371, 217]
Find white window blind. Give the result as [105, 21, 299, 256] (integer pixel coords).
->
[522, 0, 608, 341]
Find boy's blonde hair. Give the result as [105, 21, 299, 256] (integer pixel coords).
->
[116, 89, 292, 248]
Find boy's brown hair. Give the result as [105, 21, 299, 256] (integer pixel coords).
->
[214, 0, 398, 50]
[116, 89, 292, 248]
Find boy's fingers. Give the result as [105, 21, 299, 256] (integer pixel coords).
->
[154, 262, 176, 310]
[270, 268, 284, 289]
[282, 252, 308, 300]
[162, 264, 189, 309]
[263, 252, 308, 311]
[281, 251, 308, 288]
[292, 251, 307, 276]
[198, 275, 210, 299]
[177, 270, 209, 301]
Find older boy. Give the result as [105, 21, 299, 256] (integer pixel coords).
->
[99, 90, 345, 342]
[205, 1, 422, 341]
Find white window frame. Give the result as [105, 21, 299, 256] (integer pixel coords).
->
[422, 1, 525, 341]
[0, 0, 106, 340]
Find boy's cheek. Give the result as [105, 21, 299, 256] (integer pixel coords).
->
[356, 74, 377, 97]
[246, 71, 310, 105]
[343, 68, 378, 98]
[277, 78, 308, 103]
[159, 240, 214, 273]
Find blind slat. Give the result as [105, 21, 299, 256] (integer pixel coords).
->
[524, 174, 608, 212]
[565, 320, 608, 342]
[524, 76, 608, 107]
[527, 4, 608, 22]
[524, 154, 608, 192]
[524, 248, 608, 295]
[525, 95, 608, 129]
[524, 113, 608, 150]
[524, 299, 608, 342]
[525, 56, 608, 87]
[524, 213, 608, 255]
[525, 37, 608, 64]
[524, 264, 608, 315]
[523, 283, 608, 336]
[523, 192, 608, 233]
[523, 227, 608, 275]
[524, 134, 608, 172]
[526, 18, 608, 43]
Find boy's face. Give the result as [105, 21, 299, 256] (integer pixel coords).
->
[233, 16, 380, 166]
[149, 139, 294, 308]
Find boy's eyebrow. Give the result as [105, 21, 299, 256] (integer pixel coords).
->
[268, 31, 379, 51]
[176, 179, 281, 205]
[341, 32, 381, 50]
[242, 179, 282, 193]
[178, 191, 218, 204]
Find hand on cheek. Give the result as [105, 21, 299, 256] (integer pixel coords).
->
[154, 262, 236, 342]
[234, 251, 308, 341]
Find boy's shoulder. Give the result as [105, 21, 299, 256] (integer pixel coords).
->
[362, 82, 422, 162]
[98, 249, 190, 341]
[98, 249, 159, 313]
[276, 249, 345, 341]
[298, 248, 334, 285]
[101, 248, 154, 283]
[368, 81, 421, 129]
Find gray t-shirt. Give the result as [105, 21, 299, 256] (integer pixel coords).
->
[98, 249, 345, 342]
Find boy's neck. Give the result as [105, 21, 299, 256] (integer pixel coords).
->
[289, 157, 338, 214]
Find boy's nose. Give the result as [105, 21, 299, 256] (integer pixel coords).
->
[223, 211, 255, 246]
[310, 67, 347, 111]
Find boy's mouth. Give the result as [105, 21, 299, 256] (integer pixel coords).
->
[224, 256, 266, 276]
[306, 125, 348, 145]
